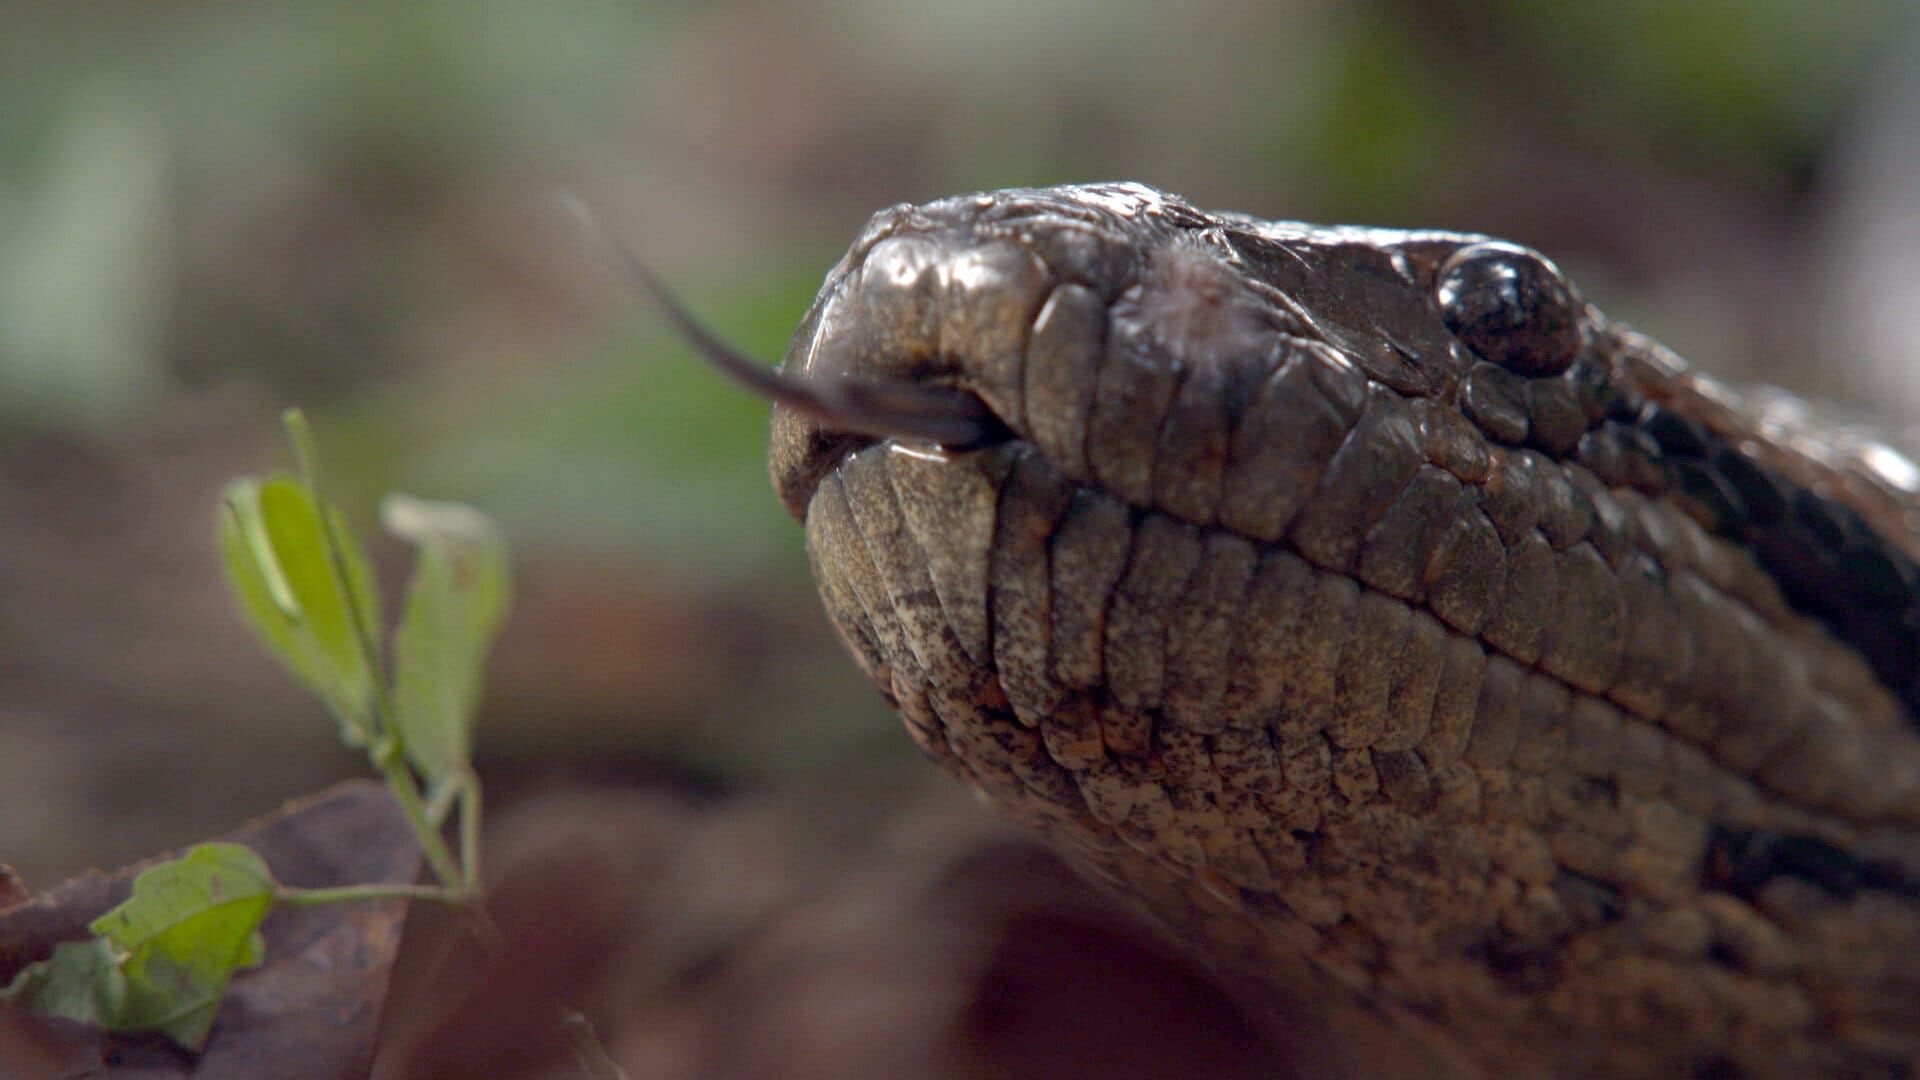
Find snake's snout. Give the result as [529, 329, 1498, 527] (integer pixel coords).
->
[581, 192, 1009, 467]
[628, 230, 1022, 522]
[769, 226, 1066, 518]
[640, 253, 1007, 447]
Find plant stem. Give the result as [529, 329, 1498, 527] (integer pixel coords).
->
[376, 739, 467, 892]
[458, 770, 483, 892]
[277, 883, 466, 907]
[280, 410, 473, 894]
[424, 778, 460, 829]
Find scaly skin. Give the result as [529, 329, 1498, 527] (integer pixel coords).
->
[762, 183, 1920, 1077]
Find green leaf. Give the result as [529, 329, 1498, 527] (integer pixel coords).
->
[382, 494, 511, 782]
[1, 938, 130, 1030]
[240, 929, 266, 969]
[219, 473, 384, 746]
[86, 843, 278, 1050]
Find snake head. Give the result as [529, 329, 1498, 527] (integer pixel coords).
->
[764, 182, 1609, 524]
[744, 184, 1659, 818]
[666, 182, 1920, 1072]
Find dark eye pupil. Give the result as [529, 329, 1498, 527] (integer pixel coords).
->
[1437, 245, 1582, 377]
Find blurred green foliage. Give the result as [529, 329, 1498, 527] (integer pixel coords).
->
[1499, 0, 1889, 158]
[345, 268, 829, 585]
[0, 0, 1899, 458]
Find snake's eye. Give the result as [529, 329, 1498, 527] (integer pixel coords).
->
[1436, 244, 1583, 377]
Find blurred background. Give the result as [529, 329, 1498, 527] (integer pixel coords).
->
[1, 1, 1917, 1071]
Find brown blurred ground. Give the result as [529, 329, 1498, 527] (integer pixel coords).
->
[374, 785, 1467, 1079]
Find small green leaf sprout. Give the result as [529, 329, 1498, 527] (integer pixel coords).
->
[4, 409, 511, 1049]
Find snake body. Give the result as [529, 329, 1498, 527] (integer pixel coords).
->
[752, 183, 1920, 1076]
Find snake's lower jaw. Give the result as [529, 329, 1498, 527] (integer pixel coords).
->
[800, 435, 1404, 929]
[800, 434, 1905, 1075]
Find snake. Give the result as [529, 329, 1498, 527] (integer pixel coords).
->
[656, 182, 1920, 1077]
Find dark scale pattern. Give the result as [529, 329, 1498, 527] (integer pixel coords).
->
[1621, 407, 1920, 718]
[1457, 346, 1629, 464]
[1707, 825, 1920, 901]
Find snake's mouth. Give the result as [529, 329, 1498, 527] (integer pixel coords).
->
[759, 369, 1018, 522]
[627, 244, 1015, 450]
[624, 237, 1024, 521]
[762, 238, 1062, 517]
[666, 302, 1012, 453]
